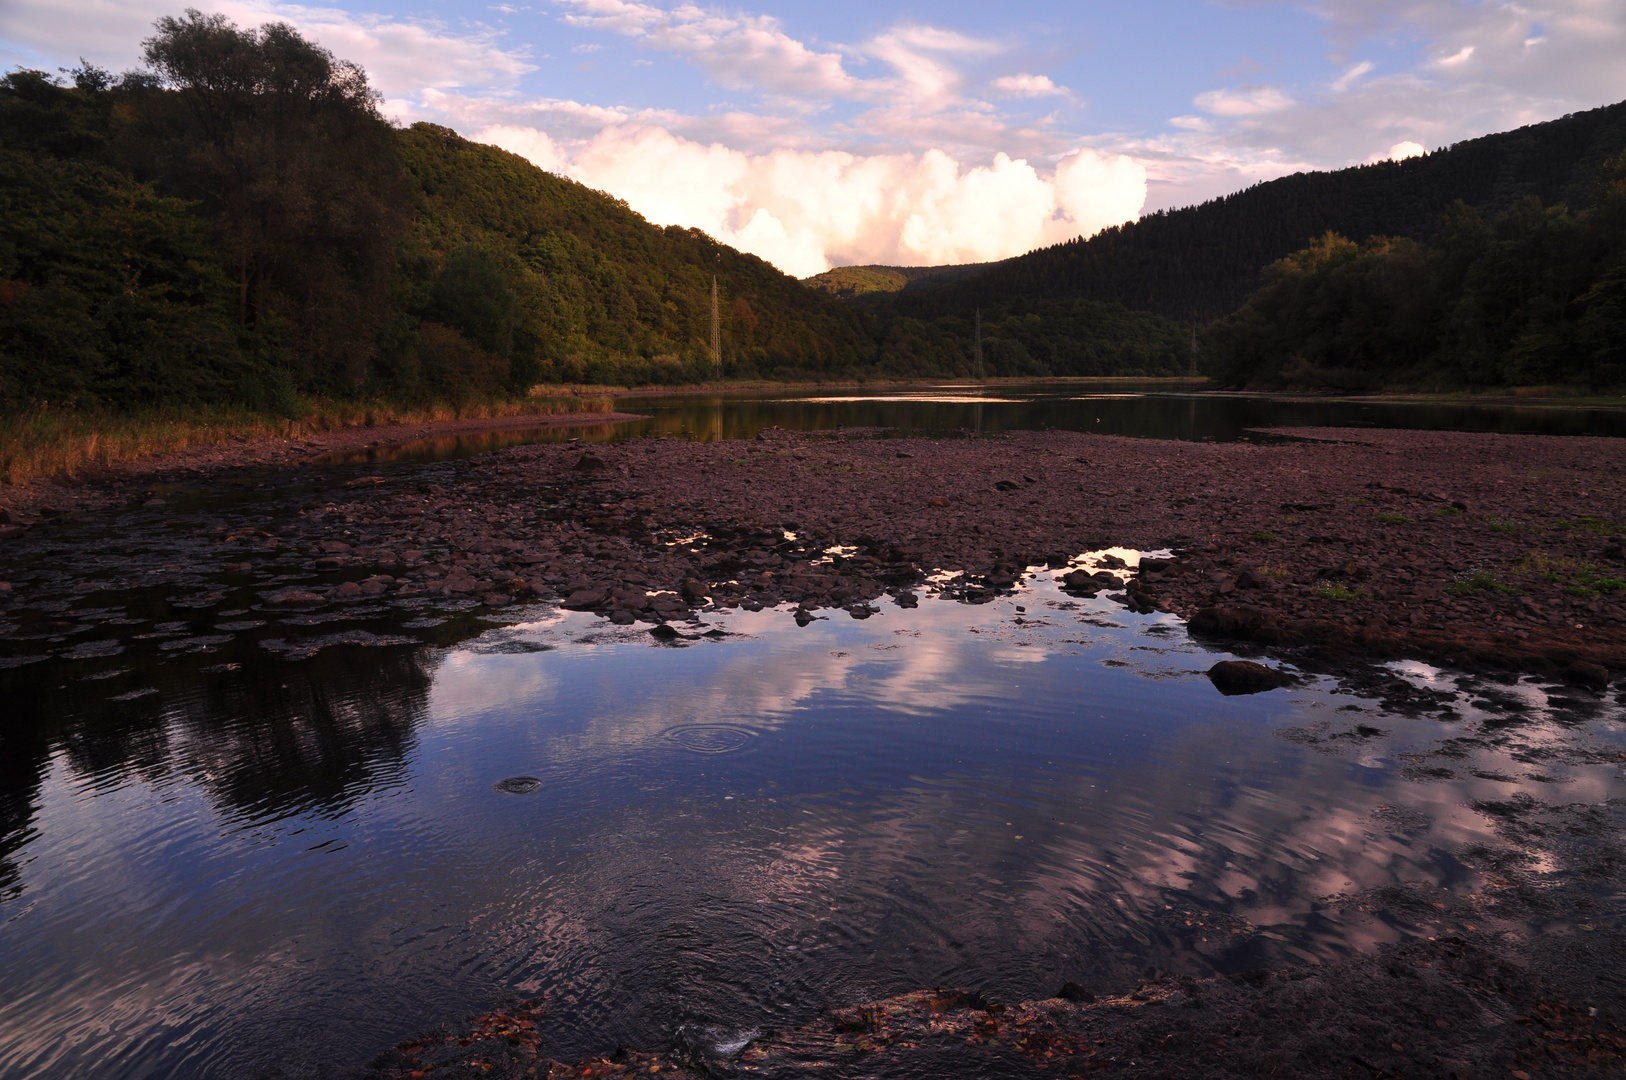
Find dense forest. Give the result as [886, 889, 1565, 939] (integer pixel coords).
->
[893, 100, 1626, 326]
[0, 13, 902, 413]
[1203, 158, 1626, 389]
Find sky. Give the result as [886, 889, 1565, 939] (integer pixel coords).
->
[4, 1, 1625, 277]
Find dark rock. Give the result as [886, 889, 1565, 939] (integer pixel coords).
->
[1189, 605, 1271, 640]
[0, 508, 12, 524]
[608, 609, 637, 624]
[895, 591, 919, 608]
[563, 588, 607, 609]
[574, 453, 607, 471]
[1207, 660, 1293, 695]
[335, 580, 364, 600]
[927, 496, 950, 507]
[793, 608, 815, 626]
[649, 624, 681, 641]
[1055, 982, 1096, 1004]
[265, 588, 326, 608]
[492, 776, 542, 795]
[1601, 544, 1625, 562]
[1563, 661, 1611, 690]
[343, 475, 387, 488]
[681, 578, 710, 600]
[142, 498, 166, 509]
[1235, 568, 1266, 589]
[993, 479, 1020, 491]
[0, 525, 23, 540]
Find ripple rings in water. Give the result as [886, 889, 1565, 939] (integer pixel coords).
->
[493, 776, 544, 794]
[664, 723, 756, 754]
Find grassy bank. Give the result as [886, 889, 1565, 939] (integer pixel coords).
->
[0, 392, 612, 487]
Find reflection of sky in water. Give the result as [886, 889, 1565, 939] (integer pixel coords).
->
[1, 576, 1624, 1079]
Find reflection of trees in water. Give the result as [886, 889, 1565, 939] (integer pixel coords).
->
[0, 717, 49, 902]
[0, 645, 438, 898]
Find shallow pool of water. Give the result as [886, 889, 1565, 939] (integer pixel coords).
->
[2, 563, 1622, 1078]
[325, 385, 1626, 466]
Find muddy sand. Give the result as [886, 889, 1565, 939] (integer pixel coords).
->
[3, 419, 1625, 1077]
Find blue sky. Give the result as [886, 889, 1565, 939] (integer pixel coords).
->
[5, 2, 1623, 274]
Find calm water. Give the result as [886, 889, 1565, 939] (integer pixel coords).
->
[331, 385, 1626, 464]
[2, 560, 1622, 1078]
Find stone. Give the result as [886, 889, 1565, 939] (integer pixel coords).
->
[1563, 661, 1611, 690]
[1207, 660, 1293, 695]
[793, 608, 815, 626]
[993, 480, 1020, 492]
[563, 588, 607, 610]
[895, 591, 919, 608]
[265, 588, 326, 608]
[1601, 544, 1625, 562]
[649, 623, 681, 641]
[682, 578, 710, 600]
[142, 498, 166, 509]
[927, 497, 950, 507]
[320, 541, 352, 553]
[0, 525, 26, 540]
[608, 609, 637, 624]
[334, 580, 364, 599]
[574, 453, 607, 471]
[482, 593, 512, 608]
[1189, 605, 1272, 641]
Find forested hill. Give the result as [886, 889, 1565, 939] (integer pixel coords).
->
[893, 99, 1626, 323]
[0, 12, 879, 414]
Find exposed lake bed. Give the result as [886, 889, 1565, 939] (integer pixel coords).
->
[1, 393, 1624, 1077]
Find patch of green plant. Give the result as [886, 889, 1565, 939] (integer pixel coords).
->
[1573, 515, 1617, 535]
[1377, 511, 1413, 524]
[1310, 582, 1366, 601]
[1342, 495, 1369, 505]
[1448, 567, 1518, 595]
[1434, 505, 1463, 517]
[1568, 564, 1626, 598]
[1248, 530, 1279, 543]
[1259, 563, 1291, 580]
[1486, 515, 1526, 534]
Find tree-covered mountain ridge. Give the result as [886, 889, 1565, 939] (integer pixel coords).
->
[886, 99, 1626, 324]
[0, 11, 1195, 416]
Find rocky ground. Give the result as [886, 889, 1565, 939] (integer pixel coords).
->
[1, 422, 1622, 676]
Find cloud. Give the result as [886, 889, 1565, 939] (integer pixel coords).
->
[480, 123, 1146, 276]
[1193, 85, 1295, 118]
[0, 0, 534, 103]
[1129, 1, 1626, 210]
[990, 73, 1066, 98]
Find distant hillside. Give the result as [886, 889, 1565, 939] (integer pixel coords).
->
[805, 263, 987, 298]
[894, 99, 1626, 323]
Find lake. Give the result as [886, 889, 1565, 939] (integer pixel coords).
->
[1, 388, 1623, 1078]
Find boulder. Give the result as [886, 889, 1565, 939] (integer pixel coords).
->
[1207, 660, 1293, 695]
[563, 588, 607, 610]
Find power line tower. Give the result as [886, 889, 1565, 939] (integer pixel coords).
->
[711, 275, 721, 371]
[973, 307, 984, 380]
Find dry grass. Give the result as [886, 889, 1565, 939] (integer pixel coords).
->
[0, 393, 612, 487]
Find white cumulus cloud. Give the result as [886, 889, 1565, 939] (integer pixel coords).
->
[480, 124, 1146, 277]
